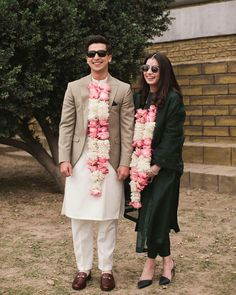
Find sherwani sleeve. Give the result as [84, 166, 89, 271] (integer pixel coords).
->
[58, 83, 76, 164]
[119, 86, 135, 167]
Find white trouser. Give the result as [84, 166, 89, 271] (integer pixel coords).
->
[71, 219, 118, 272]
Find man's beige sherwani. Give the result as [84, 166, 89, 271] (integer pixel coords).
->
[59, 73, 134, 172]
[59, 73, 134, 275]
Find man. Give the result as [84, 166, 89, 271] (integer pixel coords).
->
[58, 35, 134, 291]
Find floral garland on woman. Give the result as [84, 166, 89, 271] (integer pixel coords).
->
[87, 81, 111, 197]
[129, 104, 157, 208]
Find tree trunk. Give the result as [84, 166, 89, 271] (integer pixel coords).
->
[29, 142, 65, 193]
[36, 116, 59, 165]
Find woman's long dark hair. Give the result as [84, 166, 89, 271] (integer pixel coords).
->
[139, 52, 181, 108]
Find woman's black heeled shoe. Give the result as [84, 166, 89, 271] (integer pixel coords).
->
[159, 262, 175, 286]
[137, 279, 153, 289]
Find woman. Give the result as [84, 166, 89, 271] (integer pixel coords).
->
[130, 52, 185, 289]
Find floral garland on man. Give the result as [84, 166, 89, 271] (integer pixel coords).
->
[87, 81, 111, 197]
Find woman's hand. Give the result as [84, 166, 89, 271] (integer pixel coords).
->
[148, 164, 161, 177]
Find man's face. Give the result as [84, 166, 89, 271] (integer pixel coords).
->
[86, 43, 112, 75]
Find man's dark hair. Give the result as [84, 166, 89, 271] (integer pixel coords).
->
[86, 35, 112, 54]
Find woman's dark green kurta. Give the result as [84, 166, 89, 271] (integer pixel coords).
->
[134, 90, 185, 255]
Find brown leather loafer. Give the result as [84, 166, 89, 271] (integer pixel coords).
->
[72, 271, 91, 290]
[100, 272, 115, 291]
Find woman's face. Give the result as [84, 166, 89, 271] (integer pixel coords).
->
[143, 57, 160, 91]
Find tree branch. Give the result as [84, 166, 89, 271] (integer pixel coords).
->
[0, 137, 33, 155]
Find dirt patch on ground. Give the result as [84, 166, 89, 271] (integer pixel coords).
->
[0, 145, 235, 295]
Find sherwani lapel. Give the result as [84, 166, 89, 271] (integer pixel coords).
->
[80, 75, 91, 131]
[108, 75, 118, 109]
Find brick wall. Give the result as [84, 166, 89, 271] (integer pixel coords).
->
[149, 34, 236, 64]
[175, 60, 236, 143]
[148, 35, 236, 143]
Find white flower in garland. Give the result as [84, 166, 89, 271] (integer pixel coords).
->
[133, 123, 145, 141]
[87, 81, 111, 197]
[88, 100, 99, 120]
[97, 140, 110, 158]
[129, 105, 157, 208]
[97, 101, 109, 119]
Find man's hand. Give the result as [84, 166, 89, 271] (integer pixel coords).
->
[60, 161, 73, 177]
[117, 165, 129, 181]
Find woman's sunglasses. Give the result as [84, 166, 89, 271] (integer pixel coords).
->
[141, 64, 160, 73]
[87, 50, 108, 58]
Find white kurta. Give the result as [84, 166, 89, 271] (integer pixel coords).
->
[61, 144, 125, 220]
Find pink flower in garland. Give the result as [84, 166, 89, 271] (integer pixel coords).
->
[98, 126, 109, 139]
[129, 105, 157, 208]
[87, 81, 111, 197]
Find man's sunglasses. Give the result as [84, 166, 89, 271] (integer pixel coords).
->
[141, 64, 160, 73]
[87, 50, 108, 58]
